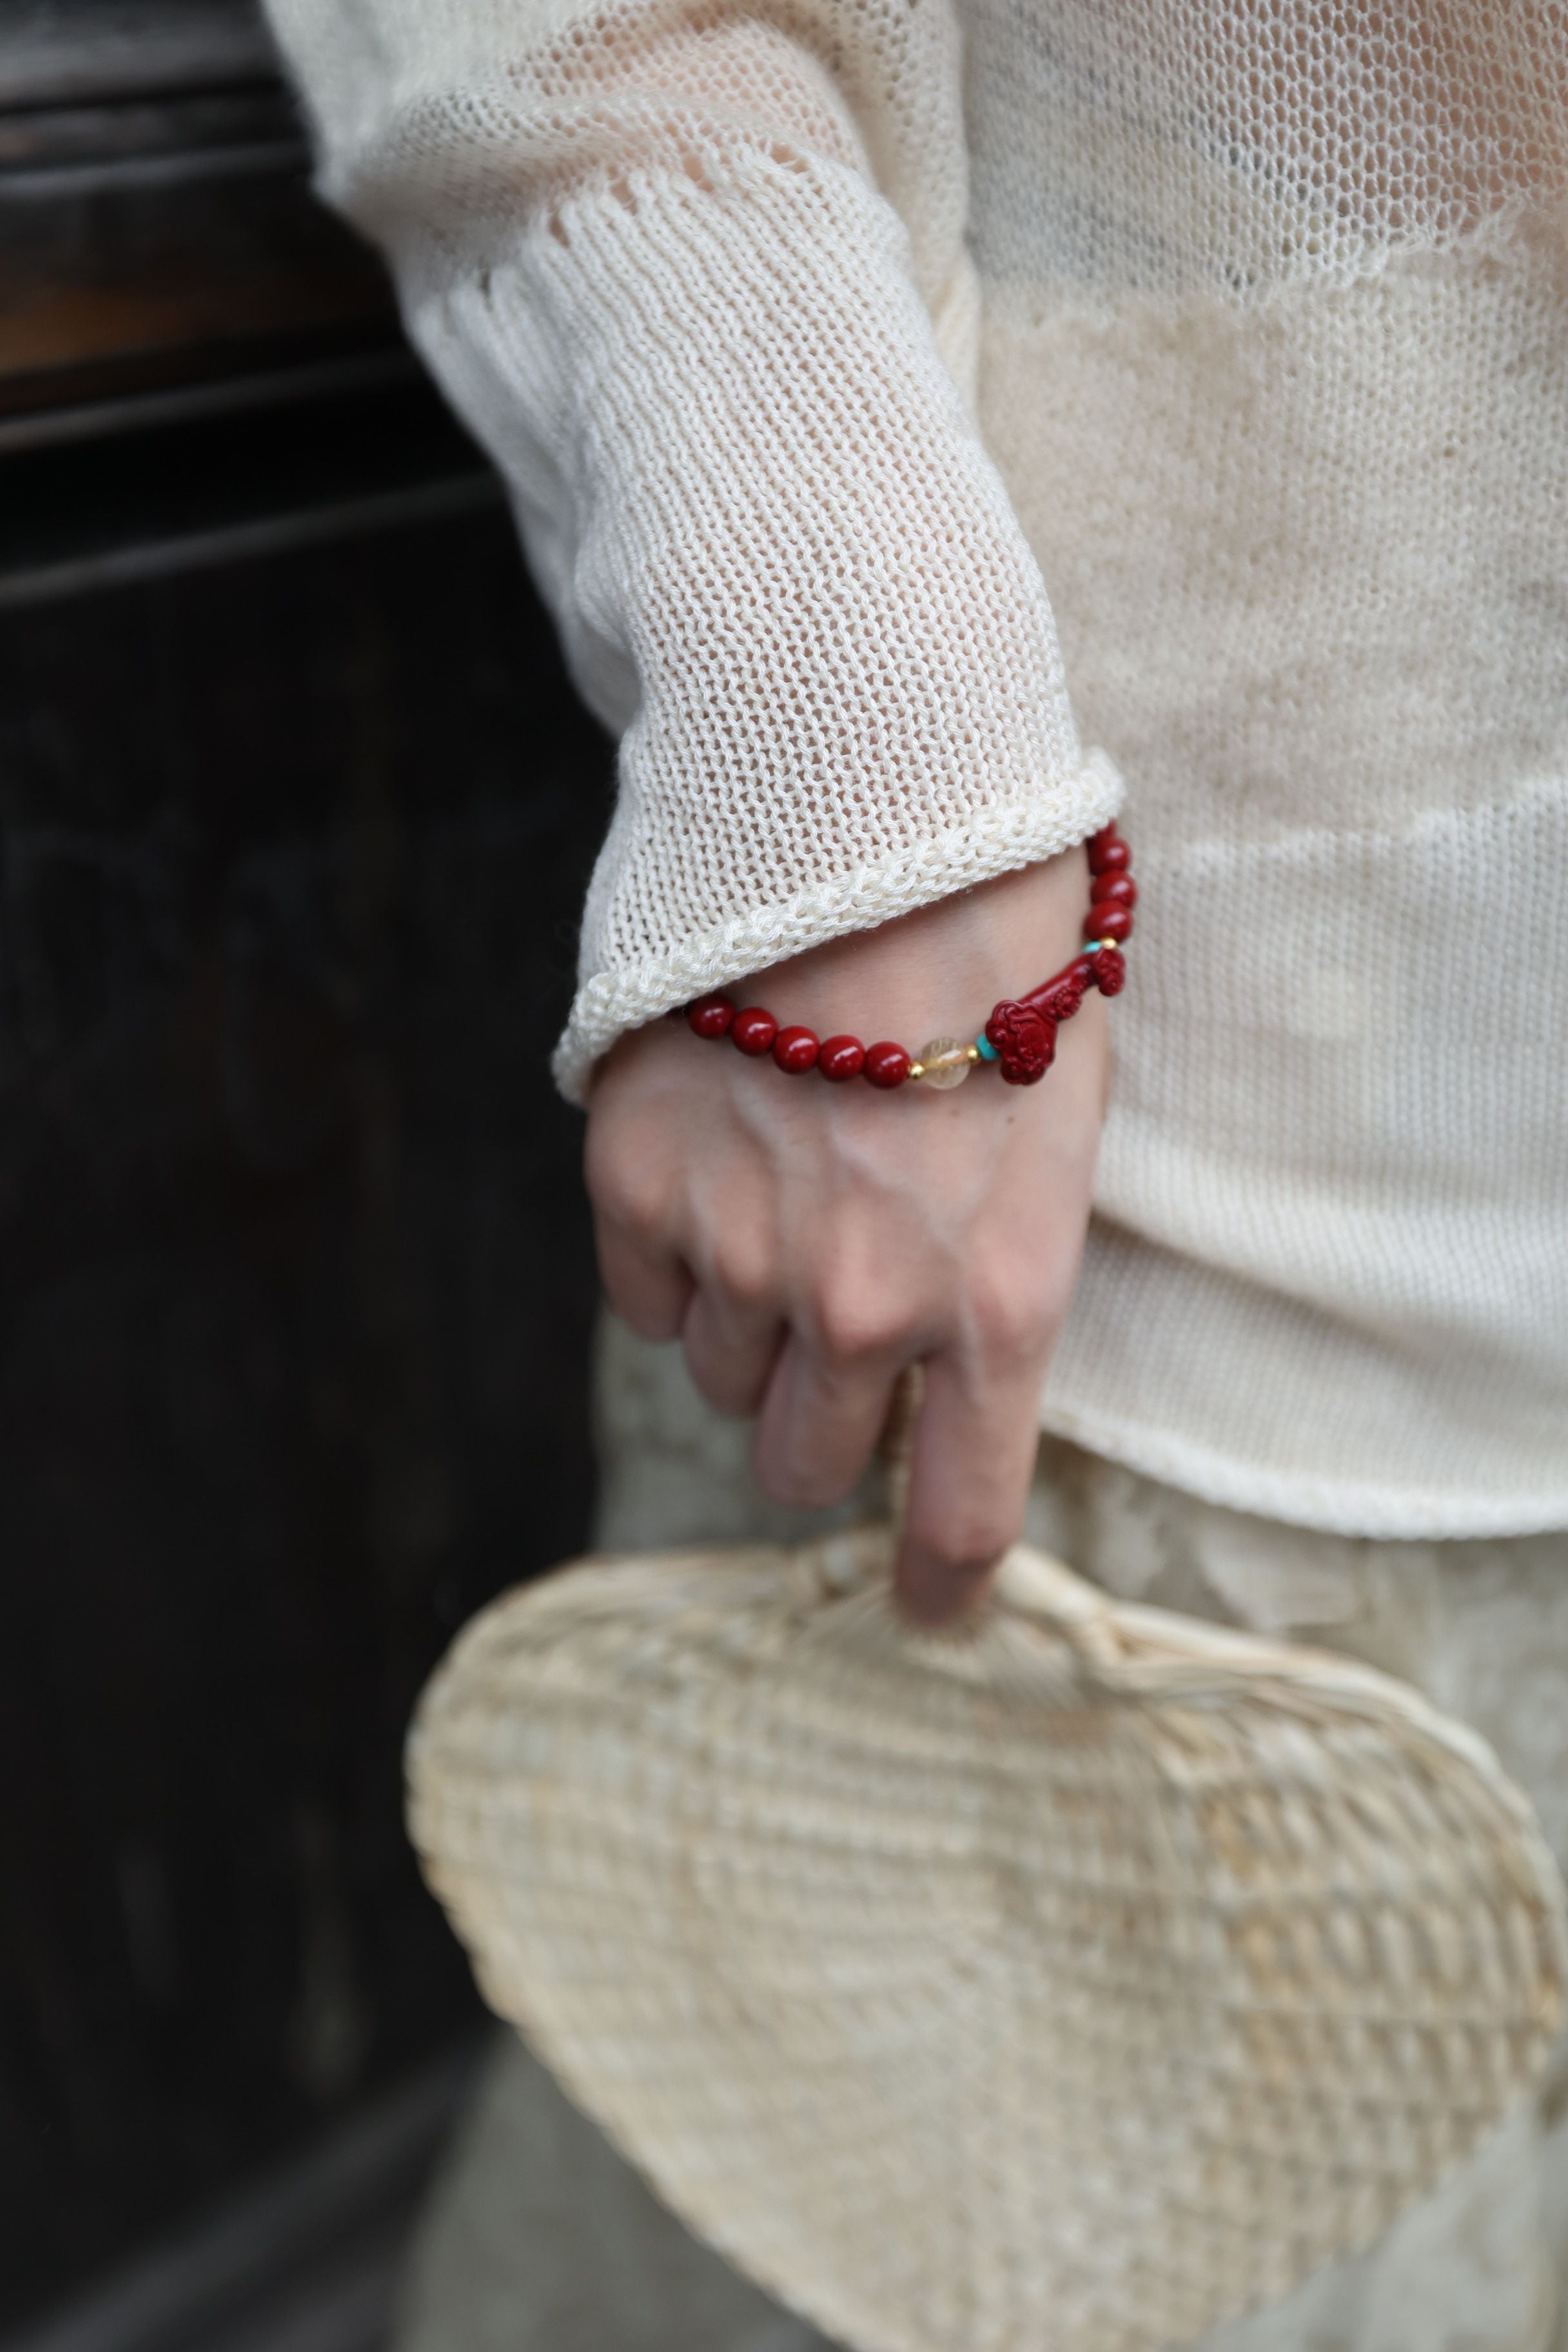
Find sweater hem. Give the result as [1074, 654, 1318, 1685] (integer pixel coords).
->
[552, 748, 1122, 1102]
[1037, 1396, 1568, 1543]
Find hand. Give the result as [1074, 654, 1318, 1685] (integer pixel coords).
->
[584, 852, 1110, 1623]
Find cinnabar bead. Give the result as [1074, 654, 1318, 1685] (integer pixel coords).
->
[863, 1039, 911, 1089]
[818, 1035, 866, 1081]
[1088, 834, 1132, 877]
[1095, 873, 1137, 909]
[730, 1006, 779, 1055]
[687, 994, 736, 1039]
[1084, 903, 1133, 943]
[772, 1024, 819, 1073]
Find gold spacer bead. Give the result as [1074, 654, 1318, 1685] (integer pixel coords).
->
[907, 1062, 926, 1081]
[965, 1043, 981, 1062]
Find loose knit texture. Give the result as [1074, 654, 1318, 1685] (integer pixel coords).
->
[264, 0, 1568, 1538]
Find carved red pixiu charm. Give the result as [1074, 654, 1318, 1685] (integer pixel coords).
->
[1024, 956, 1092, 1025]
[985, 1000, 1057, 1085]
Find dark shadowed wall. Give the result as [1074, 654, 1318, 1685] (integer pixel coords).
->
[0, 1, 608, 2325]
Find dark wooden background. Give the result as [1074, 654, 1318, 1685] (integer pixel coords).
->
[0, 1, 608, 2326]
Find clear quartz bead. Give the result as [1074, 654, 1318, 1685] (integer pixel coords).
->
[914, 1037, 972, 1090]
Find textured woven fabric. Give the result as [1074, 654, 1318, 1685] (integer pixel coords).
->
[264, 0, 1568, 1536]
[408, 1530, 1566, 2352]
[397, 2030, 1568, 2352]
[389, 1328, 1568, 2352]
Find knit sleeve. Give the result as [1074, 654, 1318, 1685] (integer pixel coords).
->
[263, 0, 1121, 1100]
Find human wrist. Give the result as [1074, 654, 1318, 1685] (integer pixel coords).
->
[743, 850, 1093, 1043]
[683, 832, 1134, 1092]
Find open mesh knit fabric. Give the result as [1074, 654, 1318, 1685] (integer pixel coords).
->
[266, 0, 1568, 1537]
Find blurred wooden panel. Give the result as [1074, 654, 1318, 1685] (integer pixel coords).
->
[0, 1, 611, 2330]
[0, 2, 275, 110]
[0, 358, 502, 603]
[0, 2, 397, 416]
[0, 483, 611, 2341]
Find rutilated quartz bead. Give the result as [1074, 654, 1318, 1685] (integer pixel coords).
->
[912, 1037, 972, 1090]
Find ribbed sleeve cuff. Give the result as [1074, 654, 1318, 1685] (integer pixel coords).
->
[552, 747, 1122, 1100]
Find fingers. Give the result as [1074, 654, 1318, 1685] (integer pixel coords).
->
[894, 1340, 1048, 1628]
[594, 1211, 694, 1342]
[589, 1113, 786, 1411]
[584, 1023, 1081, 1553]
[598, 1206, 785, 1414]
[681, 1285, 786, 1416]
[752, 1331, 902, 1509]
[588, 1110, 694, 1343]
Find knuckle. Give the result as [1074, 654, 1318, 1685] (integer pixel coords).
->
[810, 1282, 908, 1364]
[967, 1260, 1053, 1365]
[589, 1146, 667, 1236]
[709, 1240, 776, 1315]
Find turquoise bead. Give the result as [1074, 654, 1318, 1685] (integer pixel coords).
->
[975, 1033, 999, 1061]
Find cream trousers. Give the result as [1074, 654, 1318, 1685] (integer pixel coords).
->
[396, 1324, 1568, 2352]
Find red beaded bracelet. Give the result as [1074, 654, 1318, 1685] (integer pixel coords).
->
[680, 822, 1135, 1090]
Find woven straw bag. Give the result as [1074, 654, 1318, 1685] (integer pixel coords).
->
[408, 1507, 1567, 2352]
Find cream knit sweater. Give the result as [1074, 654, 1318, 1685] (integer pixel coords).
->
[265, 0, 1568, 1540]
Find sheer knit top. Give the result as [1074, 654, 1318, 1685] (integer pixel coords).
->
[264, 0, 1568, 1539]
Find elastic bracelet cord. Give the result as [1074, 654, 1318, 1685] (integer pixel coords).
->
[678, 822, 1135, 1091]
